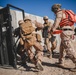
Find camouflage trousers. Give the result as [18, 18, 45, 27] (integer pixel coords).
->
[44, 35, 57, 53]
[24, 37, 43, 64]
[59, 30, 76, 63]
[44, 38, 51, 52]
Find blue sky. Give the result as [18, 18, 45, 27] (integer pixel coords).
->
[0, 0, 76, 20]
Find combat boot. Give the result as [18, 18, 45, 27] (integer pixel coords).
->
[51, 49, 54, 55]
[55, 59, 64, 68]
[70, 63, 76, 72]
[36, 60, 44, 71]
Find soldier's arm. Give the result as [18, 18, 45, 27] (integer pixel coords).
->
[49, 22, 52, 30]
[20, 30, 25, 40]
[52, 12, 62, 31]
[34, 20, 44, 30]
[48, 22, 52, 33]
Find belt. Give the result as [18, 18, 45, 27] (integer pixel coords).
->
[23, 33, 31, 36]
[62, 29, 72, 31]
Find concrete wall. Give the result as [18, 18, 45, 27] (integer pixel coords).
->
[10, 10, 54, 29]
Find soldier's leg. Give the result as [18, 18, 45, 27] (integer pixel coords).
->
[59, 43, 64, 64]
[45, 38, 52, 58]
[34, 46, 43, 63]
[60, 30, 76, 70]
[56, 43, 65, 67]
[27, 49, 36, 64]
[65, 49, 76, 71]
[44, 38, 47, 51]
[35, 51, 43, 62]
[45, 38, 51, 52]
[16, 42, 27, 65]
[56, 41, 64, 64]
[64, 40, 76, 71]
[33, 42, 44, 71]
[35, 51, 43, 71]
[51, 38, 57, 55]
[24, 42, 36, 65]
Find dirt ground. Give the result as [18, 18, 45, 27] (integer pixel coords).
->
[0, 56, 76, 75]
[0, 36, 76, 75]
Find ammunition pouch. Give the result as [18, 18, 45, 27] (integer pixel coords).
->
[23, 33, 31, 36]
[26, 38, 34, 46]
[24, 34, 36, 46]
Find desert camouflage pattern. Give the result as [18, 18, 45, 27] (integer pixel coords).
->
[59, 26, 76, 63]
[20, 19, 44, 69]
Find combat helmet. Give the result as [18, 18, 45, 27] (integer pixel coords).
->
[24, 16, 31, 21]
[51, 4, 61, 13]
[43, 16, 48, 20]
[18, 20, 24, 25]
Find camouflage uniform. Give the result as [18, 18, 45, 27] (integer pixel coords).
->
[43, 16, 57, 58]
[20, 16, 44, 70]
[51, 4, 76, 71]
[59, 26, 76, 63]
[13, 20, 27, 64]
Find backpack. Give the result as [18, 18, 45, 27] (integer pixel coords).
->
[65, 10, 76, 23]
[21, 21, 35, 35]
